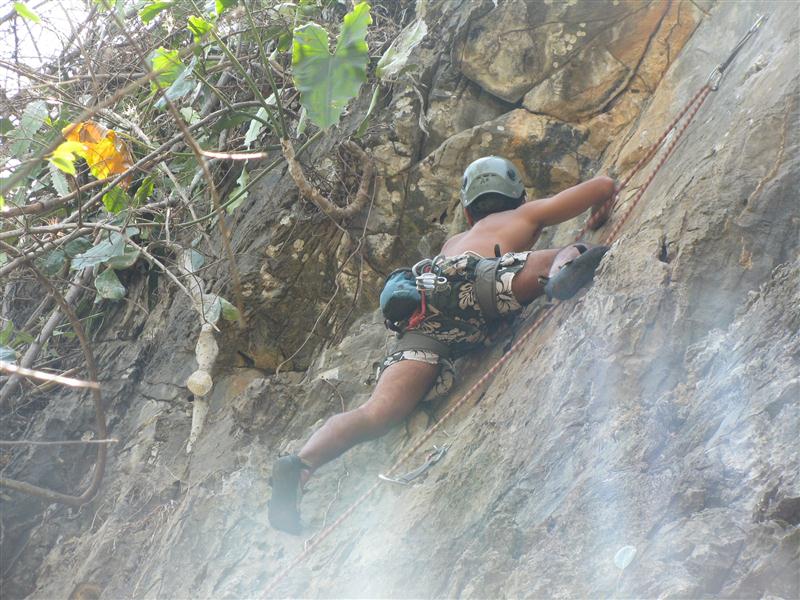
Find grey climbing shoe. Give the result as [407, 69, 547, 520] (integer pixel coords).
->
[545, 245, 609, 300]
[268, 455, 307, 534]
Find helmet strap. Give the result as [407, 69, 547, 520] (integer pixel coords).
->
[463, 207, 475, 227]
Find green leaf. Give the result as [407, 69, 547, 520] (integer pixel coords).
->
[13, 2, 41, 23]
[0, 345, 16, 362]
[71, 234, 126, 270]
[219, 297, 240, 321]
[10, 100, 48, 155]
[376, 18, 426, 79]
[12, 330, 34, 346]
[0, 118, 14, 135]
[36, 250, 67, 276]
[244, 107, 269, 147]
[48, 140, 87, 176]
[212, 111, 258, 133]
[49, 162, 70, 196]
[154, 57, 197, 109]
[134, 175, 155, 204]
[94, 268, 126, 300]
[188, 15, 212, 42]
[295, 106, 308, 136]
[105, 246, 140, 269]
[291, 2, 371, 129]
[102, 187, 129, 214]
[0, 195, 4, 212]
[355, 86, 379, 137]
[179, 106, 200, 124]
[215, 0, 236, 15]
[64, 237, 92, 258]
[226, 167, 248, 214]
[139, 1, 172, 23]
[0, 321, 13, 345]
[150, 47, 184, 89]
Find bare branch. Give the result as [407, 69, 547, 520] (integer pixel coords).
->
[0, 438, 118, 447]
[281, 138, 375, 223]
[0, 361, 100, 390]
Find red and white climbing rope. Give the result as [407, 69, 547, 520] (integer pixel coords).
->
[263, 15, 766, 597]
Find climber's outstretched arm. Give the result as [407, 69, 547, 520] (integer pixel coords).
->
[518, 176, 615, 228]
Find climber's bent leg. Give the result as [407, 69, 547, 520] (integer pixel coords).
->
[269, 359, 438, 533]
[509, 248, 560, 305]
[545, 244, 609, 300]
[298, 358, 439, 471]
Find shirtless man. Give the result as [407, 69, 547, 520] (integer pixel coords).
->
[269, 156, 615, 533]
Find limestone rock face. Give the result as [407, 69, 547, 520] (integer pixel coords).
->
[2, 2, 798, 599]
[453, 0, 634, 103]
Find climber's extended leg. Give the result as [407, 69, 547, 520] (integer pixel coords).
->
[268, 359, 439, 533]
[507, 248, 560, 304]
[268, 455, 310, 534]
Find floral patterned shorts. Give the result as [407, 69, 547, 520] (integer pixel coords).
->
[379, 251, 531, 400]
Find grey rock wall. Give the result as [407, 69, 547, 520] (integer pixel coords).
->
[1, 1, 798, 598]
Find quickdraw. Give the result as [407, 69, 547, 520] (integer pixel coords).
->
[378, 445, 449, 486]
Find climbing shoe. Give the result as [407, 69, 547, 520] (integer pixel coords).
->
[545, 245, 609, 301]
[268, 455, 308, 535]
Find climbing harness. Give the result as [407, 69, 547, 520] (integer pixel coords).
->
[378, 445, 449, 486]
[263, 14, 767, 595]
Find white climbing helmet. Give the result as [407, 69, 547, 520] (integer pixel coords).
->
[460, 156, 525, 209]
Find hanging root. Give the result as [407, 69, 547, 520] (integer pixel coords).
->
[281, 138, 374, 222]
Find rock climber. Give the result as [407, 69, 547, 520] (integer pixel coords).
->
[268, 156, 615, 533]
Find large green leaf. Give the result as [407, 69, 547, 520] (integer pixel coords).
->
[215, 0, 236, 15]
[36, 250, 66, 276]
[102, 187, 130, 214]
[151, 51, 197, 109]
[71, 228, 137, 270]
[49, 162, 70, 196]
[187, 15, 212, 43]
[71, 235, 125, 270]
[226, 167, 248, 214]
[94, 268, 126, 300]
[291, 2, 371, 129]
[105, 246, 140, 269]
[139, 1, 172, 23]
[150, 47, 184, 89]
[64, 237, 93, 258]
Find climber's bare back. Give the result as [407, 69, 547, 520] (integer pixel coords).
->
[441, 207, 542, 257]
